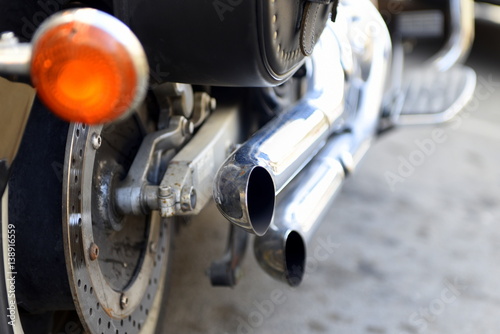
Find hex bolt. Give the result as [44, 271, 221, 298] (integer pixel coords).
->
[120, 293, 129, 309]
[89, 243, 99, 261]
[91, 133, 102, 150]
[159, 186, 172, 197]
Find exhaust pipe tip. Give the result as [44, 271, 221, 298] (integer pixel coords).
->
[254, 229, 306, 287]
[214, 164, 275, 236]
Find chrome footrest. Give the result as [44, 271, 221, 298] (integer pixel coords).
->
[390, 65, 476, 126]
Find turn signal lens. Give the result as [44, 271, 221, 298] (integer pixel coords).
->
[30, 9, 148, 124]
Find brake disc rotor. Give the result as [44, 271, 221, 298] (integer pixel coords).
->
[62, 117, 171, 334]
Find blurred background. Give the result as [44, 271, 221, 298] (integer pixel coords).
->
[161, 15, 500, 334]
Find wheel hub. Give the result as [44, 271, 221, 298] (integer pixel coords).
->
[62, 118, 170, 334]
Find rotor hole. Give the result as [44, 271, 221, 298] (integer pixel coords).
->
[77, 279, 81, 287]
[82, 124, 86, 130]
[133, 320, 136, 327]
[115, 330, 118, 334]
[79, 149, 83, 157]
[140, 304, 143, 311]
[96, 302, 99, 309]
[153, 260, 157, 267]
[72, 204, 75, 213]
[161, 246, 165, 253]
[98, 318, 101, 325]
[147, 293, 151, 300]
[84, 284, 87, 292]
[78, 217, 82, 226]
[90, 287, 93, 295]
[75, 234, 79, 243]
[154, 278, 158, 285]
[89, 308, 93, 316]
[145, 309, 149, 316]
[76, 128, 80, 137]
[138, 323, 141, 330]
[74, 174, 78, 183]
[108, 322, 111, 329]
[128, 316, 131, 322]
[120, 320, 124, 327]
[71, 157, 76, 165]
[72, 252, 76, 262]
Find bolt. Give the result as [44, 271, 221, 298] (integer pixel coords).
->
[149, 241, 157, 254]
[120, 293, 129, 309]
[187, 121, 194, 135]
[91, 133, 102, 150]
[180, 118, 194, 136]
[159, 186, 172, 197]
[89, 243, 99, 261]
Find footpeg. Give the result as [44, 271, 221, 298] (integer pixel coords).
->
[397, 10, 445, 38]
[389, 65, 476, 126]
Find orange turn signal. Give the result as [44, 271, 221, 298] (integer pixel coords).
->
[30, 9, 148, 124]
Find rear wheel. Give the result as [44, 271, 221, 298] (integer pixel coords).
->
[2, 102, 173, 333]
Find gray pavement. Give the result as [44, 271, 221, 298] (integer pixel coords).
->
[162, 22, 500, 334]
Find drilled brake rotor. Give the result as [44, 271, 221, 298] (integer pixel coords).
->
[62, 117, 171, 334]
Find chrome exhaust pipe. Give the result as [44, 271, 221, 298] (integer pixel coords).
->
[213, 22, 346, 236]
[253, 136, 347, 286]
[253, 0, 392, 285]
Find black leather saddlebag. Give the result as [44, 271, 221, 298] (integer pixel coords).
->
[117, 0, 337, 87]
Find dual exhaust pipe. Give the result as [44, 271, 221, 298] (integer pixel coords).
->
[214, 1, 391, 286]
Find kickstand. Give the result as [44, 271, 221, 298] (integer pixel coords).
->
[208, 224, 248, 287]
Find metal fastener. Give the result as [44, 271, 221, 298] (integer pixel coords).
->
[180, 118, 194, 136]
[159, 185, 172, 197]
[149, 241, 157, 254]
[120, 293, 128, 309]
[89, 243, 99, 261]
[91, 133, 102, 150]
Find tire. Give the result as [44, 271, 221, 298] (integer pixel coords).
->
[1, 100, 174, 333]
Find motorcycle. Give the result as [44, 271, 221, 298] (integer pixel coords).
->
[0, 0, 477, 332]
